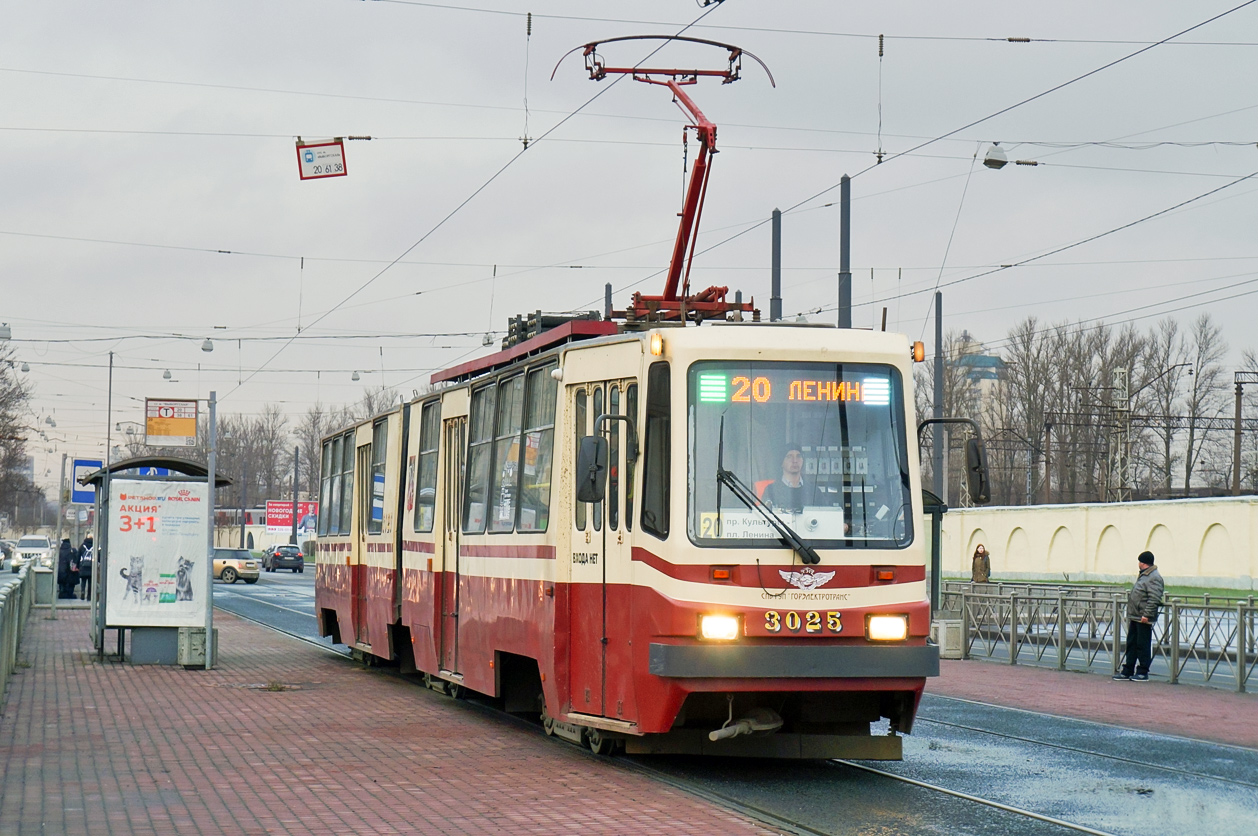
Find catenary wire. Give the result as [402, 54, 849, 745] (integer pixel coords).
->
[216, 0, 731, 402]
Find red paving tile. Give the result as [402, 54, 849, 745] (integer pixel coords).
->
[929, 657, 1258, 749]
[6, 607, 1256, 836]
[1, 610, 784, 836]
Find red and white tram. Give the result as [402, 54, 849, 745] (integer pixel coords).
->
[315, 320, 944, 758]
[315, 36, 972, 758]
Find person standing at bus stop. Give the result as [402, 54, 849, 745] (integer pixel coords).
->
[1114, 551, 1164, 682]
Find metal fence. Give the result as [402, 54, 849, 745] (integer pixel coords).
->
[1, 566, 35, 702]
[941, 581, 1257, 692]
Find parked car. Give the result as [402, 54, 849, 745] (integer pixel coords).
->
[263, 544, 304, 573]
[212, 548, 260, 584]
[12, 535, 53, 573]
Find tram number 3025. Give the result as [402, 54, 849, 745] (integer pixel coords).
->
[764, 610, 842, 634]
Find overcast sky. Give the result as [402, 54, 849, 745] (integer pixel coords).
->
[4, 0, 1257, 491]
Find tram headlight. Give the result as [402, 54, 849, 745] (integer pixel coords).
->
[866, 614, 908, 642]
[699, 614, 740, 641]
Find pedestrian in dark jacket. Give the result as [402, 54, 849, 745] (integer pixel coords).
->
[57, 538, 77, 599]
[1114, 551, 1164, 681]
[970, 544, 991, 583]
[78, 538, 94, 599]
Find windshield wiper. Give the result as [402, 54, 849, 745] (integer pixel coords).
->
[716, 417, 820, 565]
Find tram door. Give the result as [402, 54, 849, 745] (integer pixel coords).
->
[354, 442, 372, 646]
[568, 378, 635, 718]
[439, 416, 466, 674]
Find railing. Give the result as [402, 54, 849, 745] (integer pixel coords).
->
[941, 582, 1256, 692]
[1, 566, 36, 702]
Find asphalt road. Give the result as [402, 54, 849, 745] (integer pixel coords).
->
[214, 569, 1258, 836]
[209, 566, 343, 655]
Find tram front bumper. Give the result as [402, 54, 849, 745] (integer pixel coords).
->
[648, 642, 939, 679]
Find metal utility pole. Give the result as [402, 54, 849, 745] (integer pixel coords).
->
[932, 292, 944, 502]
[205, 391, 217, 670]
[770, 208, 782, 321]
[1235, 372, 1258, 494]
[52, 453, 66, 618]
[838, 176, 852, 328]
[239, 459, 247, 548]
[1043, 417, 1053, 505]
[290, 446, 299, 545]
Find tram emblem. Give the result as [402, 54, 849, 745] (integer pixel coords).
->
[779, 567, 836, 591]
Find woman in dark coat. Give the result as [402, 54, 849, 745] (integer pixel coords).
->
[57, 538, 77, 599]
[970, 543, 991, 583]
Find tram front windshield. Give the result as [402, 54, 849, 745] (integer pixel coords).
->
[688, 360, 913, 549]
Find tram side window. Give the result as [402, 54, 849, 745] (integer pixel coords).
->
[592, 386, 603, 533]
[328, 435, 344, 535]
[641, 362, 670, 539]
[488, 375, 525, 533]
[464, 383, 496, 533]
[339, 430, 355, 534]
[609, 385, 620, 530]
[625, 383, 637, 531]
[574, 388, 587, 531]
[318, 439, 332, 536]
[518, 364, 558, 532]
[414, 401, 440, 533]
[368, 420, 388, 535]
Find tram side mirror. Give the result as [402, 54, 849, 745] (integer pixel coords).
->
[965, 438, 991, 505]
[576, 436, 608, 504]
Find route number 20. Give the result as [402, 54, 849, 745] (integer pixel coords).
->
[764, 610, 842, 634]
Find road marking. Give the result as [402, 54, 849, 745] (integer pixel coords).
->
[214, 594, 314, 619]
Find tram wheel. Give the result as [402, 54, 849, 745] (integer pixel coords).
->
[586, 728, 616, 756]
[447, 682, 464, 700]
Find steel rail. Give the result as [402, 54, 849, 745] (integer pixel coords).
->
[914, 714, 1258, 791]
[833, 759, 1119, 836]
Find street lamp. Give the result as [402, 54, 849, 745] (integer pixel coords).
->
[983, 143, 1008, 169]
[201, 338, 214, 353]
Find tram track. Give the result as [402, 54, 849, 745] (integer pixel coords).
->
[830, 759, 1118, 836]
[227, 593, 1254, 835]
[913, 713, 1258, 791]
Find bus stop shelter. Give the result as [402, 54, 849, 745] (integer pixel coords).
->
[79, 456, 230, 665]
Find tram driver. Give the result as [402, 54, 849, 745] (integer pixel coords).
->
[760, 444, 806, 512]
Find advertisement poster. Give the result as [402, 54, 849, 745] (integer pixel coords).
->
[265, 500, 319, 535]
[105, 479, 209, 628]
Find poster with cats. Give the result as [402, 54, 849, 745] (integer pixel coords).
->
[105, 478, 209, 628]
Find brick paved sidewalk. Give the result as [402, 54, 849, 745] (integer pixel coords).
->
[0, 610, 784, 836]
[929, 658, 1258, 750]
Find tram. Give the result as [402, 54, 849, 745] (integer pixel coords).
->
[314, 37, 981, 758]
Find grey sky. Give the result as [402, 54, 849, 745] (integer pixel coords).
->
[3, 0, 1256, 490]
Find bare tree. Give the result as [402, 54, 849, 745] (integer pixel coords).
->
[0, 348, 41, 531]
[1182, 313, 1228, 492]
[1139, 318, 1190, 496]
[296, 404, 335, 497]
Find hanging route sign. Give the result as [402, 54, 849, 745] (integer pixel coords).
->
[296, 138, 347, 180]
[146, 399, 199, 447]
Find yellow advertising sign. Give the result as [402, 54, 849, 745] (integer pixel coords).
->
[145, 399, 199, 447]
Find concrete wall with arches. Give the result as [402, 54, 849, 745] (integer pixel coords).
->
[937, 496, 1258, 590]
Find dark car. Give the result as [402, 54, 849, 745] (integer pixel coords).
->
[264, 544, 304, 573]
